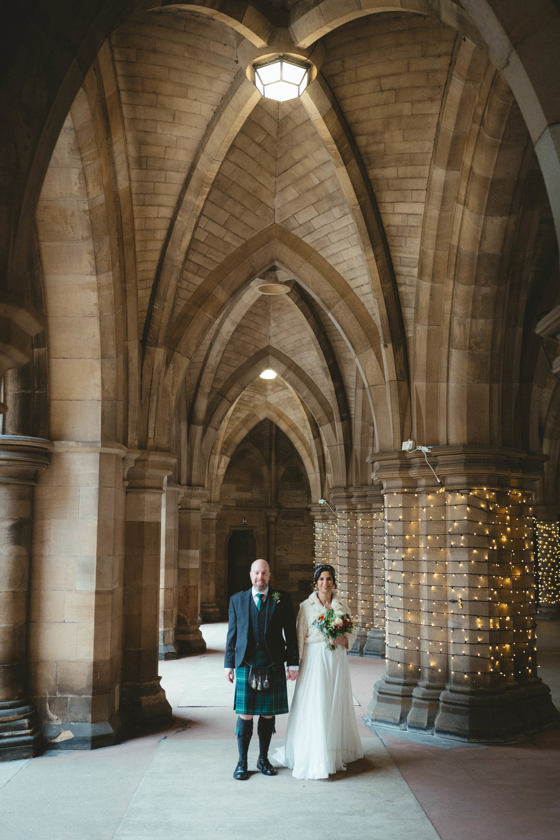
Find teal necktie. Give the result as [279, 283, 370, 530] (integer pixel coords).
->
[256, 593, 263, 611]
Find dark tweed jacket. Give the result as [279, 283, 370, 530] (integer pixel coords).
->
[224, 588, 299, 670]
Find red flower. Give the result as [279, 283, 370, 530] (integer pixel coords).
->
[318, 615, 324, 621]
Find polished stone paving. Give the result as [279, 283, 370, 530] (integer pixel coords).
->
[1, 621, 559, 839]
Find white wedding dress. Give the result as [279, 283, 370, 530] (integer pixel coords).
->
[273, 592, 364, 779]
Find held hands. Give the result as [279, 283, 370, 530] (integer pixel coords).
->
[330, 636, 349, 648]
[286, 668, 299, 681]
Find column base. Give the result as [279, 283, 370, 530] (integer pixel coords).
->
[0, 701, 42, 761]
[537, 605, 560, 621]
[176, 625, 207, 656]
[200, 602, 222, 622]
[43, 719, 119, 751]
[349, 630, 367, 655]
[362, 628, 385, 657]
[512, 680, 560, 731]
[434, 681, 559, 742]
[120, 677, 172, 732]
[159, 643, 179, 660]
[366, 675, 416, 727]
[407, 682, 446, 731]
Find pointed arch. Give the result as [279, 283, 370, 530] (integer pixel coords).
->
[151, 225, 406, 452]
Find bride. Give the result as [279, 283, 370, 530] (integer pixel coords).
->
[273, 563, 364, 779]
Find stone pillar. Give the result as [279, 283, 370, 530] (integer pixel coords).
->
[120, 452, 174, 731]
[330, 488, 374, 655]
[176, 487, 206, 654]
[0, 436, 51, 759]
[330, 490, 355, 612]
[31, 443, 126, 751]
[407, 484, 448, 730]
[313, 502, 337, 568]
[367, 454, 421, 726]
[433, 467, 558, 741]
[367, 446, 558, 741]
[533, 507, 560, 617]
[159, 484, 180, 660]
[199, 502, 221, 622]
[363, 488, 385, 657]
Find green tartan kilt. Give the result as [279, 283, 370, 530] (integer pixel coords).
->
[234, 663, 289, 715]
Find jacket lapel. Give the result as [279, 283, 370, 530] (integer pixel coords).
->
[243, 588, 252, 629]
[267, 591, 278, 617]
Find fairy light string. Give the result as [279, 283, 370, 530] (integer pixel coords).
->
[313, 497, 382, 641]
[534, 519, 560, 607]
[314, 481, 542, 695]
[383, 485, 537, 690]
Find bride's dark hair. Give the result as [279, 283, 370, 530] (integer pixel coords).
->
[313, 564, 336, 587]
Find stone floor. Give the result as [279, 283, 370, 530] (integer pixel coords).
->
[1, 621, 559, 840]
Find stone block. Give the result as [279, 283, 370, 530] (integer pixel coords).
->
[57, 660, 93, 694]
[75, 556, 98, 592]
[49, 358, 102, 401]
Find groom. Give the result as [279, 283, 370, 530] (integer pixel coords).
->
[224, 558, 299, 780]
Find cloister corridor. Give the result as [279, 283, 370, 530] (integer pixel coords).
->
[1, 620, 559, 839]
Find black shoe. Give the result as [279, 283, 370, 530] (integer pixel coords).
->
[233, 761, 249, 780]
[257, 757, 278, 776]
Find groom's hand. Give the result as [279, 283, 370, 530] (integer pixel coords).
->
[225, 668, 235, 682]
[286, 668, 298, 681]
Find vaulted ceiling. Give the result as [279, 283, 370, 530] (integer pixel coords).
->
[3, 1, 560, 502]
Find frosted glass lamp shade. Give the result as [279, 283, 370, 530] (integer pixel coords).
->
[254, 58, 309, 101]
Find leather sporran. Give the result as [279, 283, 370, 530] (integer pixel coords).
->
[248, 665, 272, 691]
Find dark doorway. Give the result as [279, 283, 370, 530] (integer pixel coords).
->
[228, 529, 256, 599]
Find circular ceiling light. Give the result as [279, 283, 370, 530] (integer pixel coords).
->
[256, 282, 290, 295]
[259, 369, 277, 380]
[253, 57, 309, 102]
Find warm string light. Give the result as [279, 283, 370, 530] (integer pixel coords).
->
[534, 519, 560, 606]
[383, 487, 537, 687]
[314, 485, 541, 688]
[313, 506, 382, 636]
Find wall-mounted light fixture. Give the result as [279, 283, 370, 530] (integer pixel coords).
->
[318, 498, 336, 513]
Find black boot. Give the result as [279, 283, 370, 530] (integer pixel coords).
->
[256, 716, 278, 776]
[233, 717, 253, 780]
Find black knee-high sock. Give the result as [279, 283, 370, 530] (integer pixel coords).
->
[236, 717, 253, 764]
[257, 716, 275, 759]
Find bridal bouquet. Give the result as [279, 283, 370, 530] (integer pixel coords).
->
[313, 608, 354, 650]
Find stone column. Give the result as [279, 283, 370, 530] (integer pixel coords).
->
[533, 506, 560, 617]
[407, 484, 448, 730]
[159, 484, 180, 660]
[434, 464, 558, 740]
[312, 502, 337, 569]
[367, 454, 421, 726]
[330, 488, 375, 655]
[199, 502, 221, 622]
[120, 452, 174, 731]
[363, 488, 385, 657]
[0, 435, 51, 759]
[176, 487, 206, 655]
[368, 446, 559, 740]
[330, 490, 355, 616]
